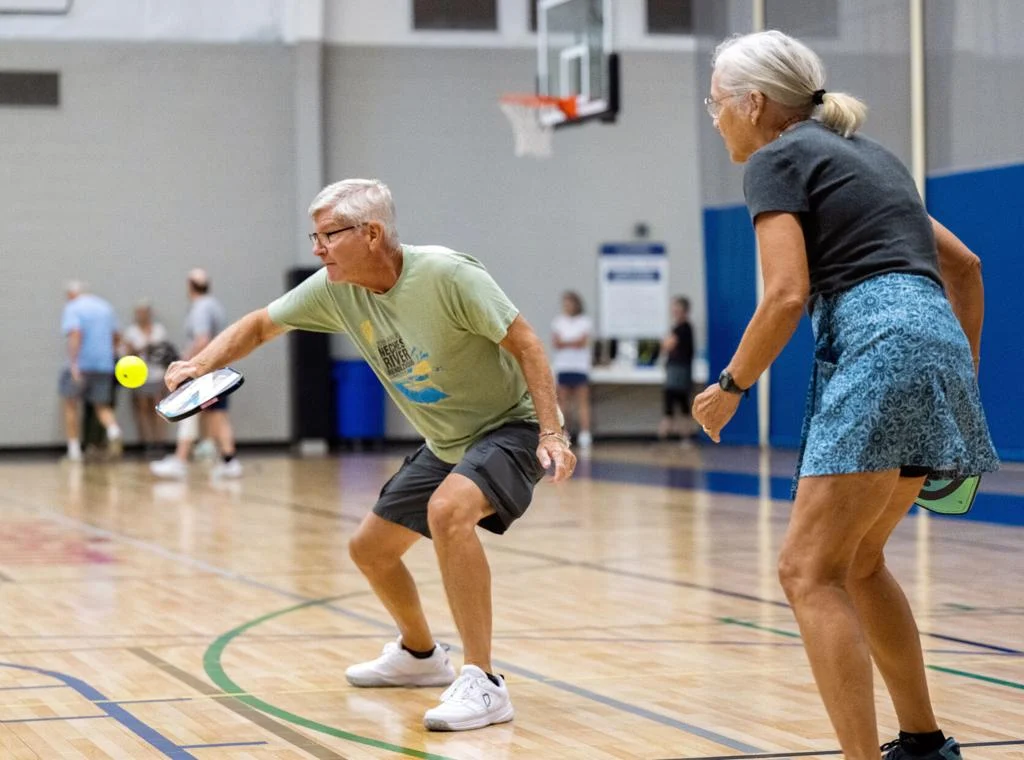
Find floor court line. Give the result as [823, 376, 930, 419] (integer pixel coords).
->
[719, 618, 1024, 692]
[0, 714, 110, 724]
[16, 499, 765, 752]
[0, 661, 196, 760]
[487, 545, 1023, 656]
[130, 647, 353, 760]
[8, 490, 1015, 755]
[202, 596, 765, 756]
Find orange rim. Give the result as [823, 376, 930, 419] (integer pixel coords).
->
[499, 93, 578, 119]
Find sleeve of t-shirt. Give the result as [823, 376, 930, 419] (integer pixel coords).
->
[267, 267, 345, 333]
[60, 304, 80, 335]
[743, 144, 809, 221]
[447, 260, 520, 343]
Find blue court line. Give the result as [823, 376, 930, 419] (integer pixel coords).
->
[924, 631, 1022, 655]
[0, 662, 197, 760]
[1, 714, 109, 723]
[178, 741, 268, 749]
[0, 683, 68, 691]
[583, 459, 1024, 526]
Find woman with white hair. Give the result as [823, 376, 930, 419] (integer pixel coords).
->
[692, 30, 998, 760]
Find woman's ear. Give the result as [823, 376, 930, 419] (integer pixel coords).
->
[749, 91, 765, 125]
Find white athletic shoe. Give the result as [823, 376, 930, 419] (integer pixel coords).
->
[211, 459, 243, 479]
[149, 455, 188, 480]
[345, 638, 455, 688]
[193, 438, 218, 461]
[423, 665, 514, 732]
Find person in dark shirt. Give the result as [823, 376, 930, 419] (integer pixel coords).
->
[658, 296, 695, 443]
[693, 30, 997, 760]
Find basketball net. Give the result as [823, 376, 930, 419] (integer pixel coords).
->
[499, 95, 577, 158]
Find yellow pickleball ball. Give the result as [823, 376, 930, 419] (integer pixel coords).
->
[115, 355, 148, 389]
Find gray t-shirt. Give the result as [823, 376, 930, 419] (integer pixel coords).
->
[743, 120, 942, 303]
[186, 295, 226, 343]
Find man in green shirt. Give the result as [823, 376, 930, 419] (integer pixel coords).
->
[163, 178, 576, 732]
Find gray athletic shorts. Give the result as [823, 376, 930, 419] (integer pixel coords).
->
[374, 421, 545, 538]
[59, 369, 114, 406]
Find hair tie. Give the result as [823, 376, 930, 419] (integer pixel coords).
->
[812, 89, 827, 105]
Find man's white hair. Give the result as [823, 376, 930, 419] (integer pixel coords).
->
[308, 179, 399, 247]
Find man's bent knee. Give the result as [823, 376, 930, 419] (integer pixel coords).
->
[426, 494, 480, 541]
[349, 518, 410, 571]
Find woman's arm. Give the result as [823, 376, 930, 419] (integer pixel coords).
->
[931, 217, 984, 370]
[724, 212, 810, 388]
[692, 212, 809, 441]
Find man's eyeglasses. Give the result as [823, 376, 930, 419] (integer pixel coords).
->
[703, 93, 740, 119]
[308, 225, 359, 247]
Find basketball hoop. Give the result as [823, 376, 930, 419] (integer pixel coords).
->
[499, 94, 578, 158]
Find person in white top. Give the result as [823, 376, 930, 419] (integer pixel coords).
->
[122, 301, 173, 456]
[551, 291, 593, 449]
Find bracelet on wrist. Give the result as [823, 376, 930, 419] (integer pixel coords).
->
[539, 430, 570, 447]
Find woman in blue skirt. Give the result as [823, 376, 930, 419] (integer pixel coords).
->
[693, 30, 999, 760]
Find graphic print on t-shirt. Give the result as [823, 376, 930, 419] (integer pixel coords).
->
[363, 320, 450, 404]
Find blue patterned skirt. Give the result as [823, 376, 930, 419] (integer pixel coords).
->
[795, 273, 999, 486]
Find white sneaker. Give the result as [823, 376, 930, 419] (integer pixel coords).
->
[193, 439, 218, 461]
[423, 665, 514, 732]
[211, 459, 243, 479]
[345, 638, 455, 688]
[150, 455, 188, 480]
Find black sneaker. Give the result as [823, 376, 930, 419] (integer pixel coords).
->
[882, 737, 962, 760]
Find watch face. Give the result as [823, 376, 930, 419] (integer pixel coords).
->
[718, 371, 730, 391]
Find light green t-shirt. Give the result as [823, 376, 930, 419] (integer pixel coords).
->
[267, 245, 536, 463]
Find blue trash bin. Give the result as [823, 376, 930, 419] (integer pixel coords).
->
[332, 360, 385, 440]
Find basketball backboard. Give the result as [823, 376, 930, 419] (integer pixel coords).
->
[537, 0, 618, 127]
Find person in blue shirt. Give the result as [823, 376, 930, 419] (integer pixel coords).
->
[59, 281, 123, 460]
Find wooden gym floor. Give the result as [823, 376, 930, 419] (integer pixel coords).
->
[0, 444, 1021, 759]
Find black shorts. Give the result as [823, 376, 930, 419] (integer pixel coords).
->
[663, 388, 692, 416]
[557, 372, 589, 388]
[205, 395, 229, 412]
[373, 421, 545, 539]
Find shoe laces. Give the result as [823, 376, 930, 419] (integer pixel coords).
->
[880, 739, 902, 756]
[440, 673, 481, 704]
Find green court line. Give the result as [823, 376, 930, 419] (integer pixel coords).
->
[717, 617, 801, 639]
[203, 596, 457, 760]
[719, 617, 1024, 692]
[926, 664, 1024, 691]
